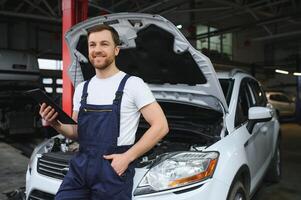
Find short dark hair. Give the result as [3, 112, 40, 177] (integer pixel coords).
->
[87, 24, 120, 46]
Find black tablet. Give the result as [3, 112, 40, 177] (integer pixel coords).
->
[24, 88, 77, 125]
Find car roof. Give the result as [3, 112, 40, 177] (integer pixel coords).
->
[216, 69, 252, 80]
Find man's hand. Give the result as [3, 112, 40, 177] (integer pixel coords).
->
[103, 153, 132, 176]
[39, 103, 59, 126]
[39, 103, 78, 140]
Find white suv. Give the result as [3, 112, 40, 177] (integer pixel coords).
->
[26, 13, 281, 200]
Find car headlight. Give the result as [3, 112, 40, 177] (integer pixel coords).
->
[28, 138, 54, 173]
[134, 151, 219, 195]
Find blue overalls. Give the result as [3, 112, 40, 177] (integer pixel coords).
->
[55, 74, 135, 200]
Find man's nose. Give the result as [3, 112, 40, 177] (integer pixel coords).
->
[92, 47, 105, 56]
[94, 44, 104, 52]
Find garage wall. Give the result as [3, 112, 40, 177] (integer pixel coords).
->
[0, 21, 61, 59]
[232, 30, 264, 64]
[0, 23, 8, 48]
[261, 36, 301, 95]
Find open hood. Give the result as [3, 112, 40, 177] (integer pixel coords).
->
[65, 13, 228, 112]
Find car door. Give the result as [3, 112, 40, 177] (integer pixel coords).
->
[248, 80, 274, 164]
[234, 78, 266, 190]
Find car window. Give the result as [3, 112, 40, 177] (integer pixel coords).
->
[235, 79, 253, 127]
[219, 79, 234, 106]
[269, 94, 291, 103]
[249, 80, 267, 107]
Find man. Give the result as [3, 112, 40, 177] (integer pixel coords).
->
[39, 24, 169, 200]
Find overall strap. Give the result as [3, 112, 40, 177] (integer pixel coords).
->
[112, 74, 131, 147]
[80, 79, 90, 106]
[113, 74, 131, 105]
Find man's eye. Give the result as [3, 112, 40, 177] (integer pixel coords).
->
[89, 44, 95, 47]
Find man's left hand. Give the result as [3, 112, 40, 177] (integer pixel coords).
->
[103, 153, 131, 176]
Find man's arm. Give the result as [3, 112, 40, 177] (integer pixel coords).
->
[39, 103, 78, 140]
[104, 101, 169, 175]
[125, 102, 169, 161]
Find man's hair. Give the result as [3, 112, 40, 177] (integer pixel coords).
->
[87, 24, 120, 46]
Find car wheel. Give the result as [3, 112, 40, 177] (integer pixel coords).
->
[265, 140, 281, 183]
[227, 180, 249, 200]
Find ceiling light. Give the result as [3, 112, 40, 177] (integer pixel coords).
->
[176, 24, 182, 29]
[275, 69, 289, 74]
[293, 72, 301, 76]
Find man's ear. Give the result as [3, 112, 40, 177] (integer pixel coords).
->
[115, 46, 120, 56]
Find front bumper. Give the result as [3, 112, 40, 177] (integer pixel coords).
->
[26, 156, 230, 200]
[26, 157, 62, 200]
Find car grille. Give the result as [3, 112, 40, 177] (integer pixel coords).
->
[37, 152, 72, 180]
[28, 190, 55, 200]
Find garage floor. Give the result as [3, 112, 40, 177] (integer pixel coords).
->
[0, 123, 301, 200]
[0, 142, 28, 200]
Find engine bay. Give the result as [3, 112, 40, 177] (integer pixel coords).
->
[44, 123, 219, 168]
[42, 101, 223, 168]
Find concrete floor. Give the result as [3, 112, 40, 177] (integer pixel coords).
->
[0, 123, 300, 200]
[0, 142, 28, 200]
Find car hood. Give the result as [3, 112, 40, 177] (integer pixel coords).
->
[65, 13, 228, 112]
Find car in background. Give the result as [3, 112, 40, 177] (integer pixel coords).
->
[266, 91, 295, 117]
[0, 50, 42, 136]
[26, 13, 281, 200]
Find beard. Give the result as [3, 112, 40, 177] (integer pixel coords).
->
[89, 53, 115, 71]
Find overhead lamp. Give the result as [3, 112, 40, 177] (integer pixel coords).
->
[176, 24, 183, 29]
[293, 72, 301, 76]
[275, 69, 289, 74]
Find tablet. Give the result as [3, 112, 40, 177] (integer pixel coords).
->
[24, 88, 77, 125]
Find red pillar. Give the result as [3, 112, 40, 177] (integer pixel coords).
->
[62, 0, 88, 115]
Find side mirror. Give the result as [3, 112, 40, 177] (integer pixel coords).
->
[247, 107, 272, 132]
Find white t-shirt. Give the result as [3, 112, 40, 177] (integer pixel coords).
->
[73, 71, 155, 146]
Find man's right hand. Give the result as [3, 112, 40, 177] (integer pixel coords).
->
[39, 103, 59, 127]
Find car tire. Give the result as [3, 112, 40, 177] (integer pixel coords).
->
[265, 140, 281, 183]
[227, 180, 249, 200]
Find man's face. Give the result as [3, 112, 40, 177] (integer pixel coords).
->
[88, 30, 119, 70]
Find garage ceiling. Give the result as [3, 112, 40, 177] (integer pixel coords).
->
[0, 0, 300, 59]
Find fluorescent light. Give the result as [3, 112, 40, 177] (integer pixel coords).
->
[176, 24, 182, 29]
[275, 69, 289, 74]
[293, 72, 301, 76]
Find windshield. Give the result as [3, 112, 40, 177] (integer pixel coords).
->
[219, 79, 234, 105]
